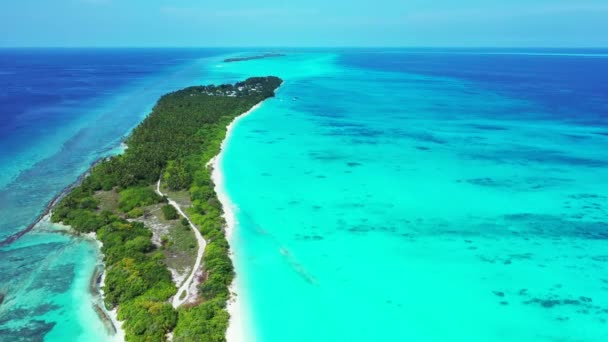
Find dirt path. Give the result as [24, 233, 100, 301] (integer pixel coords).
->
[156, 179, 206, 308]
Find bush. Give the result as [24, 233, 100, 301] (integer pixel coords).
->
[118, 187, 162, 213]
[162, 204, 179, 220]
[119, 298, 178, 340]
[161, 235, 170, 246]
[64, 209, 104, 233]
[127, 207, 144, 218]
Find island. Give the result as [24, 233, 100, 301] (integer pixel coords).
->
[223, 53, 285, 63]
[51, 76, 283, 341]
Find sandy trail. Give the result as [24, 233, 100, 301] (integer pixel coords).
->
[155, 179, 206, 309]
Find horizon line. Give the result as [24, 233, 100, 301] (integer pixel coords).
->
[2, 46, 608, 50]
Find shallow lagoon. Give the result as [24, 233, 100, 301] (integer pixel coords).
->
[215, 50, 608, 341]
[1, 49, 607, 341]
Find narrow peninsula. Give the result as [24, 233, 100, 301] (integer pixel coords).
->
[224, 53, 285, 63]
[51, 76, 282, 341]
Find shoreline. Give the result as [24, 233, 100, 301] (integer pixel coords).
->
[0, 158, 105, 247]
[5, 213, 126, 340]
[82, 232, 126, 342]
[17, 77, 281, 341]
[97, 262, 126, 342]
[211, 101, 263, 342]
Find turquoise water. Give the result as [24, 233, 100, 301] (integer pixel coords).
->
[1, 49, 607, 341]
[0, 222, 110, 341]
[212, 51, 608, 341]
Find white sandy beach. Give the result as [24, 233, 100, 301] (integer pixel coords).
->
[56, 101, 265, 342]
[211, 102, 264, 342]
[92, 234, 126, 342]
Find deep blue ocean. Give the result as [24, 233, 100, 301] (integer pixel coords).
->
[1, 49, 607, 341]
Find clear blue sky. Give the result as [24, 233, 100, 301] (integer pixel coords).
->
[1, 0, 607, 47]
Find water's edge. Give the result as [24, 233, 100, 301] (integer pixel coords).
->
[212, 101, 269, 342]
[0, 158, 105, 247]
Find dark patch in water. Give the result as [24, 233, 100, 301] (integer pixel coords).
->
[327, 127, 384, 138]
[466, 147, 608, 168]
[520, 291, 606, 317]
[509, 253, 534, 260]
[524, 298, 582, 308]
[563, 133, 590, 141]
[309, 111, 346, 119]
[415, 146, 431, 151]
[351, 138, 379, 145]
[493, 291, 505, 297]
[296, 234, 324, 241]
[462, 176, 570, 190]
[464, 177, 507, 187]
[321, 120, 367, 129]
[346, 162, 362, 167]
[308, 150, 345, 161]
[347, 225, 373, 233]
[477, 252, 532, 265]
[502, 213, 608, 239]
[345, 224, 396, 234]
[279, 248, 318, 285]
[26, 263, 75, 293]
[0, 320, 56, 342]
[393, 130, 447, 144]
[469, 123, 508, 131]
[569, 193, 606, 200]
[0, 303, 61, 329]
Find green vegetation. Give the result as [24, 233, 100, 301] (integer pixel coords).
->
[52, 76, 281, 341]
[119, 187, 163, 213]
[164, 160, 192, 191]
[162, 204, 179, 220]
[148, 200, 197, 275]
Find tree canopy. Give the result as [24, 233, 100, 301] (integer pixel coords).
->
[52, 76, 282, 341]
